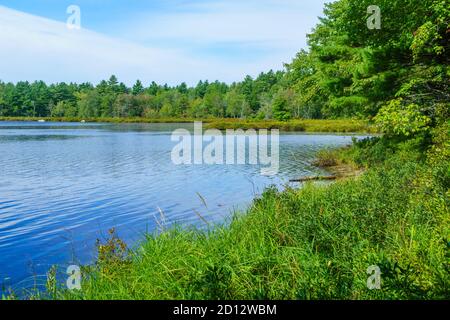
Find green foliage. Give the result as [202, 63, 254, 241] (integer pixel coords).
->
[96, 228, 131, 276]
[285, 0, 449, 122]
[50, 101, 77, 118]
[375, 99, 432, 137]
[412, 22, 444, 61]
[132, 80, 144, 96]
[272, 94, 292, 121]
[225, 89, 250, 118]
[326, 96, 369, 118]
[0, 71, 285, 119]
[411, 0, 450, 63]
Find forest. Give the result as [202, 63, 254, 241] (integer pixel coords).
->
[1, 1, 447, 124]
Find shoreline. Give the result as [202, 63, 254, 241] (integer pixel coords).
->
[0, 117, 378, 134]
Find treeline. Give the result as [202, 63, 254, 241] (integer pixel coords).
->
[0, 0, 448, 125]
[0, 72, 293, 120]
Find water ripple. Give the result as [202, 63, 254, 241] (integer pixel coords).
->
[0, 122, 367, 292]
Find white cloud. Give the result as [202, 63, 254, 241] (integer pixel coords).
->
[0, 1, 326, 85]
[0, 6, 203, 85]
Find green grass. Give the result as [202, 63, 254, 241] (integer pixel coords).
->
[32, 134, 448, 300]
[203, 119, 376, 133]
[0, 117, 377, 133]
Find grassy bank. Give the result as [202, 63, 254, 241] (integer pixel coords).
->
[0, 116, 377, 133]
[32, 127, 447, 300]
[203, 119, 377, 133]
[0, 116, 199, 124]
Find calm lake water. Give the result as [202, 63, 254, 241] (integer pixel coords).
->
[0, 121, 367, 293]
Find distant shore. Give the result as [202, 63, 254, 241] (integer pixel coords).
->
[0, 117, 377, 133]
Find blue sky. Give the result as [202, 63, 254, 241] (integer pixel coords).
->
[0, 0, 328, 85]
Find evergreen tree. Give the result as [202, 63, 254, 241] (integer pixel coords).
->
[132, 80, 144, 96]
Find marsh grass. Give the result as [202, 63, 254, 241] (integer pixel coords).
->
[0, 117, 377, 133]
[203, 119, 376, 133]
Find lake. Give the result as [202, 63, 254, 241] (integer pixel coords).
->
[0, 121, 366, 294]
